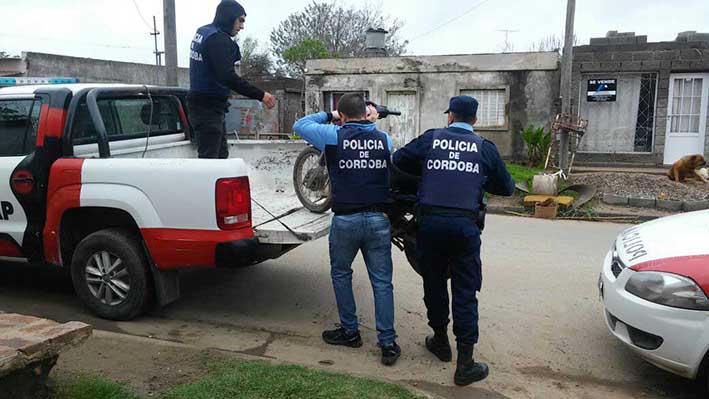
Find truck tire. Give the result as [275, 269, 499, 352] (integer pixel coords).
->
[70, 228, 152, 321]
[293, 146, 332, 213]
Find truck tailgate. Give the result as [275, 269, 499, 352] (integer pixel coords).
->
[253, 207, 331, 244]
[208, 140, 332, 245]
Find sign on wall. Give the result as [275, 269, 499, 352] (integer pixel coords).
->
[587, 79, 617, 102]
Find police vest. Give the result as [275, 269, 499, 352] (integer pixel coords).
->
[418, 128, 486, 212]
[189, 24, 240, 97]
[325, 124, 391, 212]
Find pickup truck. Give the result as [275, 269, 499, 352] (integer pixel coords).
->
[0, 83, 330, 320]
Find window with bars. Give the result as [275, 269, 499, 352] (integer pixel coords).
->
[634, 73, 657, 152]
[460, 89, 506, 128]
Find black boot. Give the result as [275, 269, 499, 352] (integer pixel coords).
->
[454, 344, 489, 386]
[425, 329, 452, 362]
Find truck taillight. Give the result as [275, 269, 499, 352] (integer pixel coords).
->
[216, 177, 251, 230]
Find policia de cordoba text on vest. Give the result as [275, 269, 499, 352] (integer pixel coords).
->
[338, 139, 388, 170]
[427, 138, 481, 174]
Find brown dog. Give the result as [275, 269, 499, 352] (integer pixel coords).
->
[667, 154, 708, 183]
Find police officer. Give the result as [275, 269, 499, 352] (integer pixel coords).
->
[392, 96, 514, 385]
[188, 0, 276, 159]
[293, 94, 400, 366]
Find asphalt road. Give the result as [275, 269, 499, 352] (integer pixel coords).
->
[0, 215, 699, 398]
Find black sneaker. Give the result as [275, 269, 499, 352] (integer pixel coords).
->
[381, 342, 401, 366]
[322, 327, 363, 348]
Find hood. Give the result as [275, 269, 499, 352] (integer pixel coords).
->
[213, 0, 245, 36]
[615, 210, 709, 293]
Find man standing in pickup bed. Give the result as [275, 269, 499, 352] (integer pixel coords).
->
[188, 0, 276, 158]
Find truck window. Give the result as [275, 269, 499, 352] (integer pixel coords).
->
[0, 99, 41, 156]
[71, 96, 182, 145]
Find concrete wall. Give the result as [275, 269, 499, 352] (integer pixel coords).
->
[306, 52, 560, 159]
[23, 52, 190, 87]
[14, 52, 303, 135]
[572, 36, 709, 165]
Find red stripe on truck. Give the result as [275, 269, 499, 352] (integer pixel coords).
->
[0, 238, 23, 258]
[631, 255, 709, 296]
[43, 158, 84, 265]
[141, 227, 254, 270]
[36, 105, 67, 144]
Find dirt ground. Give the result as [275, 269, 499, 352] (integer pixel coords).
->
[2, 215, 695, 399]
[570, 172, 709, 201]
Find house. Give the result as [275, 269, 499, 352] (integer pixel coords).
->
[305, 52, 560, 160]
[572, 31, 709, 166]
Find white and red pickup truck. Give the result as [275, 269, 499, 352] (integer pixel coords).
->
[0, 83, 330, 320]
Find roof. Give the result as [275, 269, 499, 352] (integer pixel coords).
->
[305, 51, 561, 75]
[0, 83, 150, 96]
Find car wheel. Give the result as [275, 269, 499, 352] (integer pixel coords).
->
[70, 228, 152, 321]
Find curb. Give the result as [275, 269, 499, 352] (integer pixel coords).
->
[487, 205, 656, 223]
[602, 194, 709, 212]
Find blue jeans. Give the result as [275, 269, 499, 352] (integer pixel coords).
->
[329, 212, 396, 346]
[417, 214, 482, 346]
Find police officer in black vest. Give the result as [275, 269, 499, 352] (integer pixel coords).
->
[188, 0, 276, 159]
[293, 93, 400, 366]
[393, 96, 514, 385]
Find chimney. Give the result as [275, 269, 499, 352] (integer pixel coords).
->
[364, 28, 388, 57]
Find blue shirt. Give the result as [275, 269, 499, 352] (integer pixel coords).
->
[293, 112, 393, 152]
[392, 123, 515, 197]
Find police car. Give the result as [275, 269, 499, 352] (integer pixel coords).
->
[0, 82, 329, 321]
[599, 210, 709, 390]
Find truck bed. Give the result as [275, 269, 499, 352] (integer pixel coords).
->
[109, 138, 331, 245]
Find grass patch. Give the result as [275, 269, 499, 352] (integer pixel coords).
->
[54, 360, 421, 399]
[507, 163, 543, 186]
[163, 360, 420, 399]
[52, 376, 139, 399]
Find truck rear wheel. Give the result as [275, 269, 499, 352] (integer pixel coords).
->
[70, 228, 152, 321]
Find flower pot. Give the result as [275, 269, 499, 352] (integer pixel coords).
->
[534, 202, 558, 219]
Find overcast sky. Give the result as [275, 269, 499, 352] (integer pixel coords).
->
[1, 0, 708, 69]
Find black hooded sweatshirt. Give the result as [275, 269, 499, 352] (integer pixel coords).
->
[190, 0, 265, 102]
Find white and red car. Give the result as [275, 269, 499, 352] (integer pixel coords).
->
[0, 83, 329, 320]
[600, 210, 709, 389]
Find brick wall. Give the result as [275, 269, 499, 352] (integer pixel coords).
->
[572, 39, 709, 165]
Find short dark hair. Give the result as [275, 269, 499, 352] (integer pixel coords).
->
[451, 112, 476, 124]
[337, 93, 366, 119]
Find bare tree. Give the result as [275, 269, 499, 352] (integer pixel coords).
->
[270, 1, 408, 76]
[237, 37, 274, 78]
[530, 34, 578, 53]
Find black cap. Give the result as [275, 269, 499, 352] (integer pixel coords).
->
[444, 96, 478, 117]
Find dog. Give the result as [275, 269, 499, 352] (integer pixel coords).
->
[667, 154, 708, 183]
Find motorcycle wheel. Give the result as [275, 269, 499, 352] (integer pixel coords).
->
[293, 146, 333, 213]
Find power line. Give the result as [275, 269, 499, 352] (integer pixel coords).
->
[407, 0, 492, 43]
[131, 0, 154, 31]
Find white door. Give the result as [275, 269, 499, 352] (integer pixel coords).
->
[385, 91, 418, 150]
[664, 74, 709, 165]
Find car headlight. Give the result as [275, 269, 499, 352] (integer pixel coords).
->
[625, 272, 709, 311]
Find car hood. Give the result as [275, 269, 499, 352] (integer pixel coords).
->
[615, 210, 709, 292]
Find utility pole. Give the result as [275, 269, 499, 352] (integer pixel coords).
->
[163, 0, 178, 86]
[150, 15, 164, 85]
[558, 0, 576, 172]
